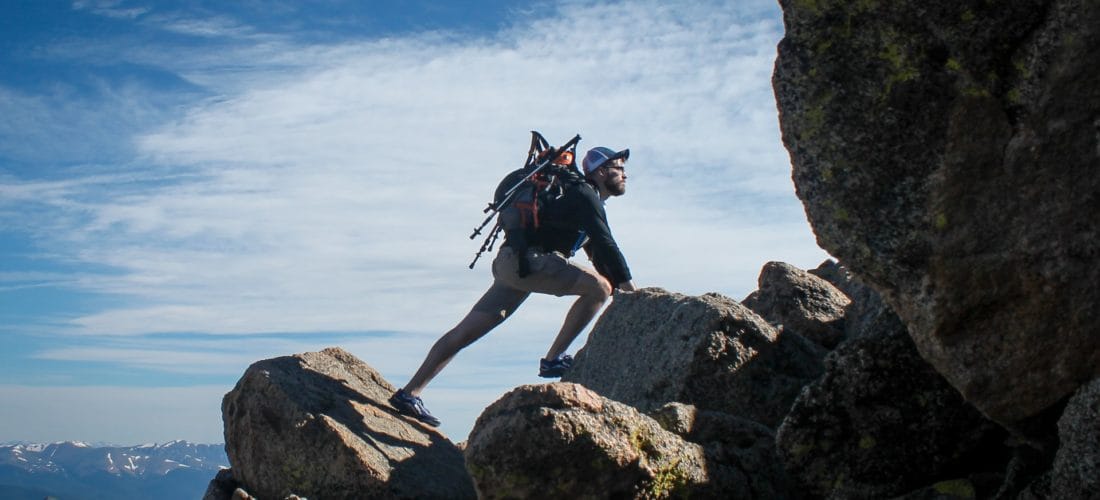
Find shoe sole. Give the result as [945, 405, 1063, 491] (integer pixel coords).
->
[388, 397, 441, 427]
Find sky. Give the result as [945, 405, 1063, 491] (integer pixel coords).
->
[0, 0, 829, 444]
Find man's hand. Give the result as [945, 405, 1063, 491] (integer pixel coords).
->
[617, 280, 637, 292]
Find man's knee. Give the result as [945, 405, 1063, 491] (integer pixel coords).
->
[581, 275, 613, 302]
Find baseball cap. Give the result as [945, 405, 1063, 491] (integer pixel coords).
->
[582, 146, 630, 175]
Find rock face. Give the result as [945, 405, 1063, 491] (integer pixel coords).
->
[465, 383, 791, 499]
[774, 0, 1100, 424]
[219, 347, 475, 500]
[563, 288, 825, 428]
[743, 260, 851, 348]
[648, 402, 793, 499]
[776, 314, 1007, 498]
[807, 260, 902, 342]
[201, 469, 237, 500]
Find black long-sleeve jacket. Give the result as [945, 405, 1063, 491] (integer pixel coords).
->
[502, 170, 632, 288]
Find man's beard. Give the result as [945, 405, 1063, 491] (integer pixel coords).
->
[606, 181, 626, 196]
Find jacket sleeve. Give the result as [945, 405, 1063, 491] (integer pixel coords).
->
[575, 186, 632, 287]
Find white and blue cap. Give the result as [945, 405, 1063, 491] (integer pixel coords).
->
[582, 146, 630, 175]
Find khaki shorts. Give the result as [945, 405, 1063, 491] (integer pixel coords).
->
[471, 246, 603, 319]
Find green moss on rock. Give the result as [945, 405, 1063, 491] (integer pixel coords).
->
[648, 458, 689, 498]
[933, 479, 977, 498]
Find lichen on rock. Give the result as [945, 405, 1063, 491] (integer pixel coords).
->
[774, 0, 1100, 427]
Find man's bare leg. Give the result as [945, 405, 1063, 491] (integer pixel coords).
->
[544, 273, 612, 360]
[402, 310, 504, 396]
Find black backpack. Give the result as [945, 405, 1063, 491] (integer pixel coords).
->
[469, 131, 582, 275]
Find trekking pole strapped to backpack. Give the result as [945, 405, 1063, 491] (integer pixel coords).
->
[492, 134, 580, 213]
[468, 132, 581, 269]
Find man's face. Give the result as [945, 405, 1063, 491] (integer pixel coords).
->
[600, 158, 627, 196]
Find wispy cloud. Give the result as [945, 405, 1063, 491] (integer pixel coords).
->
[72, 0, 150, 20]
[153, 14, 257, 38]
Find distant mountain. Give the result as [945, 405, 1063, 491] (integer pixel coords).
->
[0, 440, 227, 500]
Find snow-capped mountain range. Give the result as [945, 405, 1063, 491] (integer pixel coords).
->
[0, 441, 227, 499]
[0, 440, 226, 476]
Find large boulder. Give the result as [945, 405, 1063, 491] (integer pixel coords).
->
[564, 288, 825, 428]
[220, 347, 475, 499]
[742, 261, 851, 348]
[465, 383, 789, 499]
[776, 317, 1007, 498]
[1048, 377, 1100, 498]
[774, 0, 1100, 424]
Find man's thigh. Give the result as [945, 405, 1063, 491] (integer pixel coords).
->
[470, 280, 530, 322]
[493, 247, 602, 297]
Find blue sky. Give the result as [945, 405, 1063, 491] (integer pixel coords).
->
[0, 0, 828, 444]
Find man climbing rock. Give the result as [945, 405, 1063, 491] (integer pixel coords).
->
[390, 144, 637, 426]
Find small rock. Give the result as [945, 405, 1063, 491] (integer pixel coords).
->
[743, 261, 851, 348]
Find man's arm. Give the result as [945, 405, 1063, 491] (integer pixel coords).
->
[575, 187, 632, 288]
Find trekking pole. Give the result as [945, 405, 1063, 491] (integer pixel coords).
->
[468, 223, 501, 269]
[469, 210, 498, 239]
[468, 133, 581, 240]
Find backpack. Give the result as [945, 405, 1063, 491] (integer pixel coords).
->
[468, 131, 582, 275]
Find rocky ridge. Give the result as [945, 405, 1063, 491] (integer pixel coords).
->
[208, 258, 1097, 498]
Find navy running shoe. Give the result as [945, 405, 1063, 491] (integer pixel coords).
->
[388, 389, 441, 427]
[539, 354, 573, 378]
